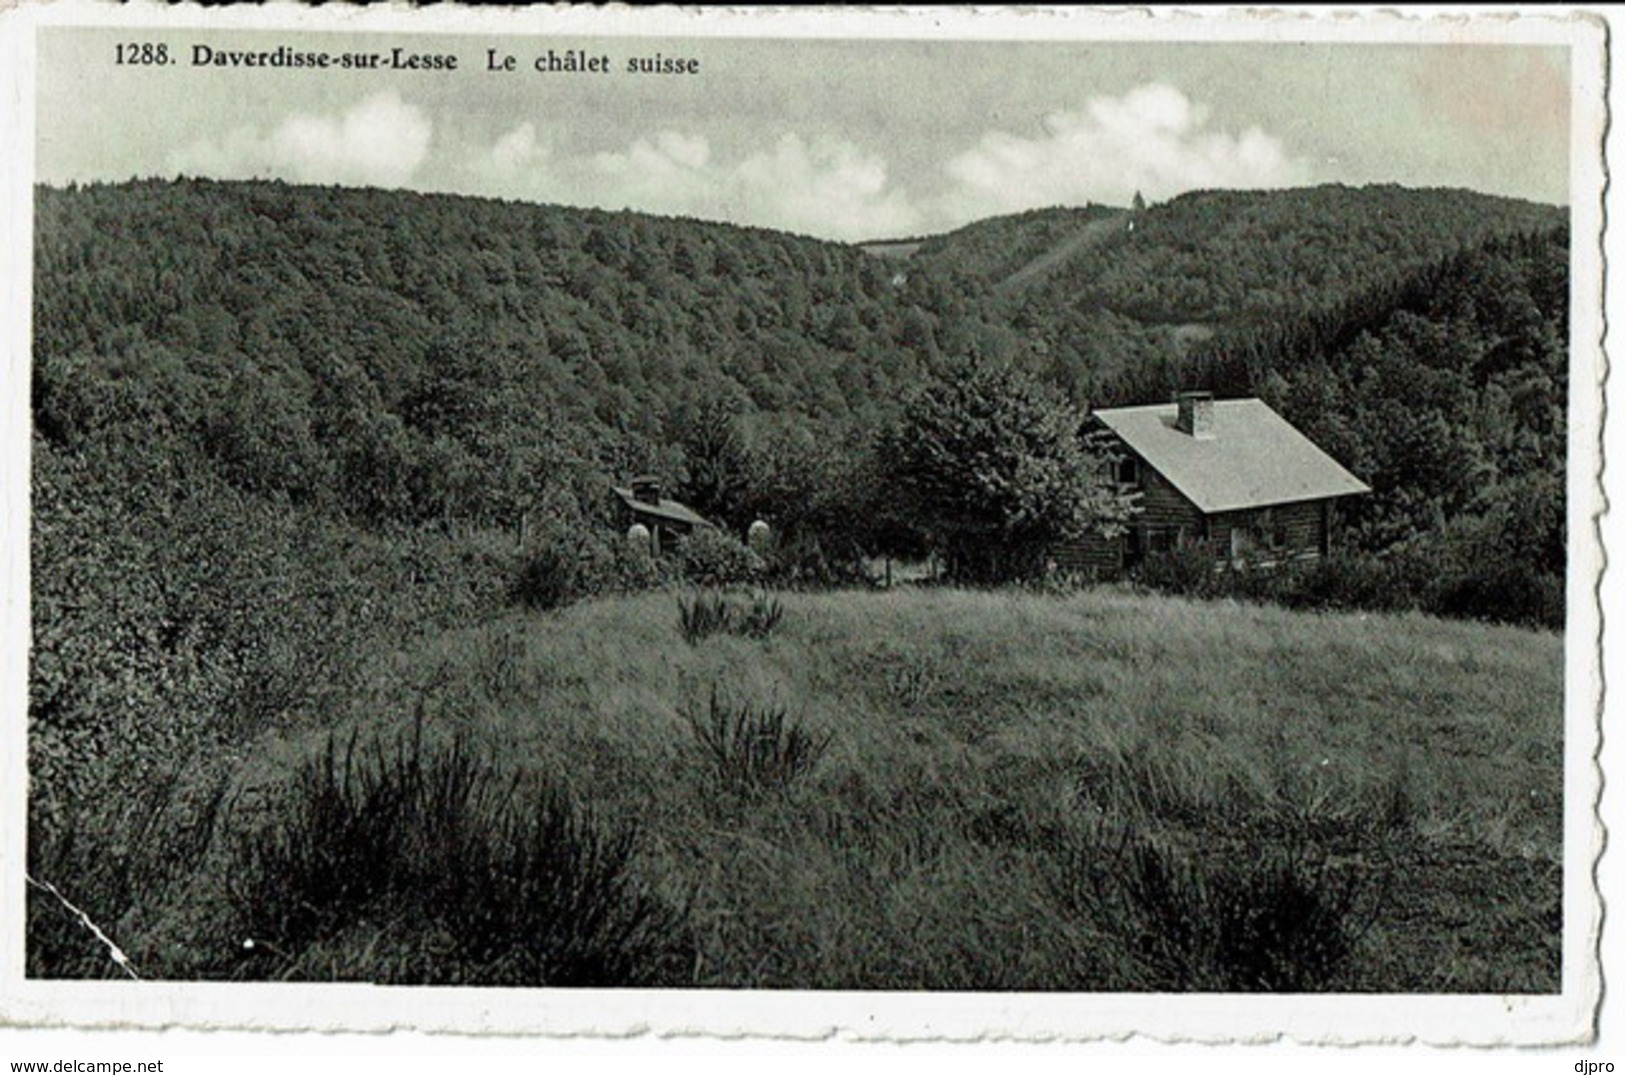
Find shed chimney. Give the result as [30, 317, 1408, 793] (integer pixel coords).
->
[1175, 391, 1215, 439]
[630, 475, 663, 504]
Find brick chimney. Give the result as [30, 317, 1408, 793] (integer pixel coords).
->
[631, 475, 663, 504]
[1175, 391, 1215, 439]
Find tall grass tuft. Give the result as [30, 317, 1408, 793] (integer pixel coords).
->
[677, 591, 734, 644]
[737, 592, 784, 640]
[1072, 741, 1247, 830]
[684, 683, 831, 798]
[475, 625, 530, 702]
[229, 718, 694, 986]
[677, 590, 785, 643]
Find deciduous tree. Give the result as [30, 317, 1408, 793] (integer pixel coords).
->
[882, 359, 1136, 582]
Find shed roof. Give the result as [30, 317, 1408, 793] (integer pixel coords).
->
[612, 487, 716, 529]
[1092, 398, 1371, 514]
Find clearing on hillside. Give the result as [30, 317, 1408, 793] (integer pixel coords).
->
[211, 586, 1558, 992]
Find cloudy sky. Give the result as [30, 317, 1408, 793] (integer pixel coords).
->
[36, 28, 1570, 241]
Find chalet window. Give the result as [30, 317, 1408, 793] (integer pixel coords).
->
[1230, 525, 1257, 561]
[1115, 456, 1139, 486]
[1256, 508, 1289, 550]
[1258, 508, 1286, 551]
[1230, 511, 1289, 562]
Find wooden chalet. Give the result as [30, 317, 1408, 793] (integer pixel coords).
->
[1058, 392, 1370, 576]
[611, 476, 715, 556]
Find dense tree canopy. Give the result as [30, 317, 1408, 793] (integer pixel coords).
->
[882, 361, 1135, 581]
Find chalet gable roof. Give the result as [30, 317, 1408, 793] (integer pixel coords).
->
[612, 486, 716, 529]
[1091, 398, 1371, 514]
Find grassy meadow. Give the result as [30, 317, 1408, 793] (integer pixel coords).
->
[30, 586, 1563, 992]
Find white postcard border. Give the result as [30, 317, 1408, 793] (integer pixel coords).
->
[0, 2, 1609, 1045]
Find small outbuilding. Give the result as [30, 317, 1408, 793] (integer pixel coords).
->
[1056, 392, 1371, 576]
[611, 475, 715, 556]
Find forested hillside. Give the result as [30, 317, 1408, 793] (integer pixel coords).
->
[35, 181, 1561, 501]
[33, 179, 949, 528]
[29, 177, 1568, 817]
[908, 185, 1563, 402]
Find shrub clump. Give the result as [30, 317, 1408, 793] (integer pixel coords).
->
[1131, 543, 1227, 600]
[1132, 542, 1563, 631]
[229, 721, 694, 986]
[736, 592, 786, 639]
[27, 765, 230, 979]
[677, 591, 733, 644]
[1428, 567, 1563, 630]
[683, 683, 831, 799]
[676, 527, 764, 587]
[509, 529, 590, 610]
[510, 521, 675, 611]
[1056, 828, 1372, 992]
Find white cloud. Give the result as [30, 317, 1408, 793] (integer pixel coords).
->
[463, 125, 921, 241]
[729, 134, 917, 240]
[168, 92, 432, 189]
[459, 85, 1303, 240]
[469, 121, 551, 188]
[166, 83, 1303, 240]
[939, 83, 1309, 218]
[581, 131, 716, 213]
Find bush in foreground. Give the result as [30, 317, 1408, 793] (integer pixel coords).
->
[229, 721, 694, 986]
[1056, 827, 1372, 991]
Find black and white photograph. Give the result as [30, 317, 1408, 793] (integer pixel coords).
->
[0, 2, 1611, 1051]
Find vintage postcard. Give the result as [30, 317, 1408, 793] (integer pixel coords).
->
[0, 2, 1609, 1047]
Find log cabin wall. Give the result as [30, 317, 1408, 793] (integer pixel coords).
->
[1206, 498, 1327, 568]
[1133, 463, 1203, 538]
[1050, 443, 1205, 574]
[1049, 531, 1123, 575]
[1047, 442, 1342, 576]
